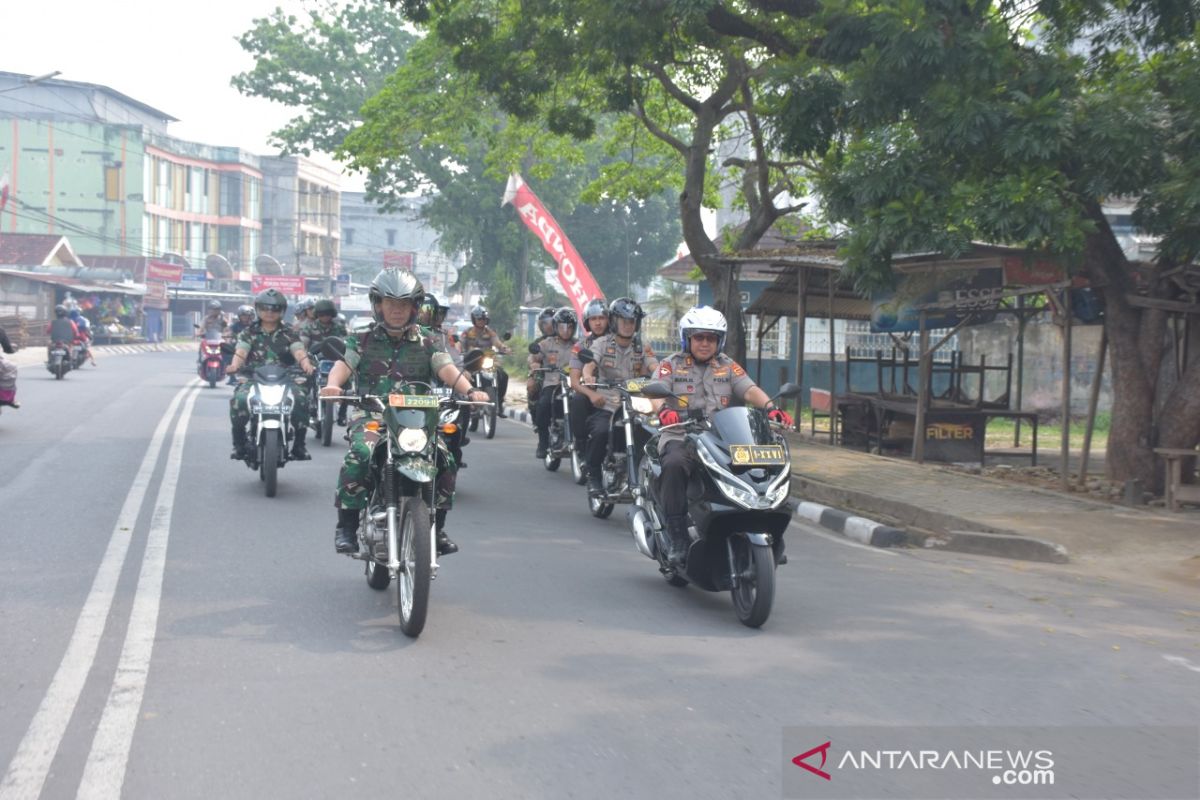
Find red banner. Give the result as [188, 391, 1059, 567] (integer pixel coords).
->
[147, 260, 184, 283]
[502, 173, 603, 319]
[383, 250, 414, 270]
[251, 275, 306, 295]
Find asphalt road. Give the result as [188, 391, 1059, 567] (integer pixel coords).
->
[1, 352, 1198, 800]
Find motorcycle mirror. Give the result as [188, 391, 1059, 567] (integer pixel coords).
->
[637, 380, 674, 399]
[321, 338, 347, 360]
[576, 348, 595, 364]
[771, 382, 804, 403]
[501, 332, 513, 341]
[527, 342, 542, 355]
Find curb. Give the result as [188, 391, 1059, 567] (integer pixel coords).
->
[792, 500, 907, 548]
[907, 529, 1070, 564]
[504, 406, 535, 426]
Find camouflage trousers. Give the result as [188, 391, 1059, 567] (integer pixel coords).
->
[335, 416, 457, 511]
[229, 378, 311, 434]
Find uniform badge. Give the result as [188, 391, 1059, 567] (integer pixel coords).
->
[658, 361, 673, 377]
[731, 364, 746, 377]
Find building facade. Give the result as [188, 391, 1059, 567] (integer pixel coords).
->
[260, 156, 340, 285]
[339, 192, 461, 295]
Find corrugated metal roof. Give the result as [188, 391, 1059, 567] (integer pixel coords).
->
[0, 269, 144, 296]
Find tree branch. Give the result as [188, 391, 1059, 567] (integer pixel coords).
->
[632, 92, 689, 155]
[644, 62, 703, 114]
[704, 5, 800, 55]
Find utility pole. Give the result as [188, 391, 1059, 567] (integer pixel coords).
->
[324, 187, 334, 298]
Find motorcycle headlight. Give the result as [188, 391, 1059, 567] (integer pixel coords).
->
[630, 397, 654, 415]
[482, 356, 494, 370]
[258, 385, 286, 406]
[397, 428, 429, 453]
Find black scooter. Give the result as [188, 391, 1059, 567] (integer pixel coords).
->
[629, 380, 803, 628]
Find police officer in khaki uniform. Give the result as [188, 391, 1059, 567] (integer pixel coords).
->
[579, 297, 657, 494]
[568, 297, 608, 459]
[652, 306, 793, 563]
[526, 307, 557, 410]
[530, 307, 578, 459]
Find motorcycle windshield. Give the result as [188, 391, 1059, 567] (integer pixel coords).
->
[708, 405, 773, 448]
[253, 364, 289, 384]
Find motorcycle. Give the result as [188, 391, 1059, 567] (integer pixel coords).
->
[581, 376, 657, 519]
[70, 339, 89, 370]
[236, 364, 304, 498]
[198, 339, 225, 388]
[46, 342, 71, 379]
[323, 380, 491, 638]
[528, 341, 587, 482]
[628, 380, 803, 628]
[309, 353, 339, 446]
[463, 351, 500, 439]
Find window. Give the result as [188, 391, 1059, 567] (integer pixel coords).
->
[344, 228, 354, 246]
[745, 313, 790, 360]
[104, 166, 120, 201]
[386, 229, 396, 246]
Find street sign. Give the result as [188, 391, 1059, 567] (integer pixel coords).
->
[147, 260, 184, 284]
[335, 274, 351, 296]
[180, 269, 207, 290]
[143, 280, 169, 310]
[251, 275, 306, 295]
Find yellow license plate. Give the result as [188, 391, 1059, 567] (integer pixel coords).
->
[729, 444, 785, 466]
[625, 378, 648, 392]
[388, 393, 439, 408]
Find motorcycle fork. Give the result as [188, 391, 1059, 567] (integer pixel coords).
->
[383, 443, 401, 575]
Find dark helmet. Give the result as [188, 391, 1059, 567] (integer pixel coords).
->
[368, 269, 424, 322]
[470, 305, 489, 323]
[237, 304, 254, 318]
[54, 304, 68, 318]
[553, 307, 578, 328]
[608, 297, 645, 331]
[296, 298, 315, 313]
[207, 300, 223, 312]
[254, 288, 287, 313]
[418, 293, 448, 325]
[313, 299, 337, 317]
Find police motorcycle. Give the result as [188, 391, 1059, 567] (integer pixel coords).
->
[628, 380, 803, 628]
[235, 364, 305, 498]
[463, 332, 510, 440]
[526, 341, 580, 477]
[578, 370, 657, 518]
[320, 341, 491, 637]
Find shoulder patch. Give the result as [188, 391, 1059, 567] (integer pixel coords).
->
[657, 361, 673, 377]
[731, 363, 746, 377]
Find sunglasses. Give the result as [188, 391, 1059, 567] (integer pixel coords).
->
[256, 306, 284, 313]
[690, 333, 720, 343]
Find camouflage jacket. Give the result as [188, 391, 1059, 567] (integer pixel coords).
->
[300, 318, 348, 354]
[234, 322, 305, 372]
[342, 322, 453, 398]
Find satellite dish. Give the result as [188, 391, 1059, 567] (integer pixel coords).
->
[205, 253, 233, 278]
[159, 251, 191, 269]
[255, 254, 283, 275]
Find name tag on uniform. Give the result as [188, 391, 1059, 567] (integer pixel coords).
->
[729, 444, 785, 466]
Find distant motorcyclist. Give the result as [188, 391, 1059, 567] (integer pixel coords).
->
[530, 307, 578, 460]
[227, 304, 255, 385]
[579, 298, 657, 494]
[418, 293, 462, 367]
[650, 306, 793, 563]
[0, 325, 19, 409]
[46, 305, 79, 351]
[292, 298, 316, 329]
[321, 270, 488, 555]
[225, 289, 316, 461]
[568, 297, 608, 462]
[68, 308, 97, 366]
[460, 304, 511, 413]
[299, 299, 348, 355]
[195, 300, 228, 341]
[526, 307, 557, 410]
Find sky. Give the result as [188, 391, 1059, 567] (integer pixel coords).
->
[7, 0, 364, 189]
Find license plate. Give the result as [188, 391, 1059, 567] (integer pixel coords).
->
[625, 378, 648, 392]
[728, 444, 785, 466]
[388, 393, 439, 408]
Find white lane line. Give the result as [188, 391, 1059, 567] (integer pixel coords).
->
[789, 519, 900, 556]
[0, 382, 198, 800]
[1164, 655, 1200, 674]
[76, 386, 200, 800]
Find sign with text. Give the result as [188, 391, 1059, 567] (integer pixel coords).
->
[383, 250, 414, 270]
[146, 260, 184, 284]
[251, 275, 306, 295]
[871, 268, 1002, 333]
[923, 412, 985, 463]
[179, 269, 207, 290]
[143, 279, 169, 310]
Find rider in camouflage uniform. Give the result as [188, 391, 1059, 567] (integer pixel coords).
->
[321, 270, 488, 556]
[225, 288, 316, 460]
[299, 299, 348, 354]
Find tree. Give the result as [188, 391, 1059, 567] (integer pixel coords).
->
[642, 277, 698, 334]
[395, 0, 814, 362]
[783, 0, 1200, 490]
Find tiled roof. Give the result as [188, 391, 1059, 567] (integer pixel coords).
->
[0, 234, 70, 266]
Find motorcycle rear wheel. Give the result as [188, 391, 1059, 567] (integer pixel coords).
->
[320, 405, 334, 447]
[366, 558, 390, 590]
[262, 431, 280, 498]
[397, 497, 432, 638]
[730, 537, 776, 628]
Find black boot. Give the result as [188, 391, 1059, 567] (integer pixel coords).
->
[664, 515, 690, 565]
[335, 508, 360, 554]
[435, 509, 458, 555]
[230, 426, 247, 459]
[587, 469, 604, 495]
[292, 428, 311, 460]
[535, 428, 549, 460]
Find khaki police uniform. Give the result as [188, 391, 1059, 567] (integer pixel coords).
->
[568, 332, 603, 448]
[531, 334, 577, 451]
[582, 334, 658, 475]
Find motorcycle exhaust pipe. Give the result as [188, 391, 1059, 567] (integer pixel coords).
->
[627, 505, 657, 559]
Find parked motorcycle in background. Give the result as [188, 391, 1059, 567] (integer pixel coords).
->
[628, 380, 803, 628]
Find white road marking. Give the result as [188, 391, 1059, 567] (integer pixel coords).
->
[790, 519, 900, 556]
[1163, 655, 1200, 674]
[76, 387, 200, 800]
[0, 382, 199, 800]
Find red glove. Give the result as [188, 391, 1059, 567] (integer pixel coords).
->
[767, 408, 793, 426]
[658, 407, 681, 426]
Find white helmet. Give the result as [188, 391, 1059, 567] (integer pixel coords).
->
[679, 305, 727, 351]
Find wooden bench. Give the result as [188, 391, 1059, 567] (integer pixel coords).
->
[1155, 448, 1200, 512]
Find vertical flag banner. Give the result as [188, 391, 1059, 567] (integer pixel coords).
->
[502, 173, 603, 319]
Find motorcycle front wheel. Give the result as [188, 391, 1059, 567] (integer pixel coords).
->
[397, 496, 432, 638]
[483, 387, 498, 439]
[730, 536, 776, 628]
[320, 405, 334, 446]
[262, 431, 280, 498]
[571, 447, 587, 485]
